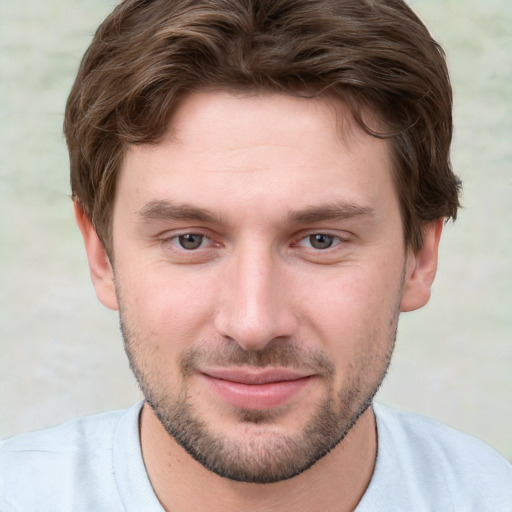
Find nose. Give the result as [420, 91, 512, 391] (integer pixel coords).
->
[213, 242, 298, 351]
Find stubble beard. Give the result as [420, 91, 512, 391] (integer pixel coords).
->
[120, 320, 397, 484]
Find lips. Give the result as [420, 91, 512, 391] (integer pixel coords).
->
[199, 367, 314, 410]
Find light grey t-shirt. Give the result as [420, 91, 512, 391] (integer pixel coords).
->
[1, 401, 511, 511]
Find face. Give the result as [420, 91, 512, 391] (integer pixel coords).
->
[84, 91, 437, 483]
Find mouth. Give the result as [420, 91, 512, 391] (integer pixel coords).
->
[199, 367, 315, 410]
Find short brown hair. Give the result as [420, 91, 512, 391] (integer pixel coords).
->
[65, 0, 461, 255]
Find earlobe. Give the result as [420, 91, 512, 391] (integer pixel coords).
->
[400, 219, 444, 313]
[74, 202, 119, 311]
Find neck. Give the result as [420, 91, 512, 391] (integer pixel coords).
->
[140, 404, 377, 512]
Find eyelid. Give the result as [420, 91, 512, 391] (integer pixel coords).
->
[160, 229, 219, 251]
[293, 231, 349, 248]
[173, 233, 207, 250]
[157, 226, 212, 239]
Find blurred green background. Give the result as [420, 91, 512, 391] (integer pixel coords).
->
[0, 1, 511, 460]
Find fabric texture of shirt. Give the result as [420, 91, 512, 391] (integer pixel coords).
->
[1, 401, 511, 511]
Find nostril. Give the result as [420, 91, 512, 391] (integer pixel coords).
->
[214, 305, 298, 352]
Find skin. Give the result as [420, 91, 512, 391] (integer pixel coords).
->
[76, 91, 442, 511]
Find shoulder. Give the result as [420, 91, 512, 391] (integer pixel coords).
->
[362, 403, 512, 511]
[1, 406, 126, 453]
[373, 402, 511, 474]
[0, 403, 142, 512]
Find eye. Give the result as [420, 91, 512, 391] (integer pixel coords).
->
[176, 233, 205, 250]
[303, 234, 338, 250]
[160, 231, 222, 262]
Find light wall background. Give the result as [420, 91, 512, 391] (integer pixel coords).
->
[0, 0, 511, 460]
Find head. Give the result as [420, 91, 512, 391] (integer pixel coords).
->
[68, 0, 461, 484]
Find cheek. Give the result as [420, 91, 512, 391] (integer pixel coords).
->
[294, 265, 402, 353]
[117, 266, 217, 348]
[298, 275, 399, 397]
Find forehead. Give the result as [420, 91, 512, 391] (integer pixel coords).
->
[116, 91, 397, 224]
[164, 91, 379, 161]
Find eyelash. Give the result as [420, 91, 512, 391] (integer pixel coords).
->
[165, 232, 216, 252]
[295, 233, 345, 250]
[162, 231, 347, 254]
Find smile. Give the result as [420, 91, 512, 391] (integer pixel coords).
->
[199, 368, 315, 410]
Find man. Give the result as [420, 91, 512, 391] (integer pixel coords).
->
[1, 0, 510, 510]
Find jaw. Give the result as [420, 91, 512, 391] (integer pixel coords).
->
[139, 397, 377, 511]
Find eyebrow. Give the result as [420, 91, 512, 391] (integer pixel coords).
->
[287, 202, 376, 223]
[136, 199, 375, 225]
[136, 200, 221, 223]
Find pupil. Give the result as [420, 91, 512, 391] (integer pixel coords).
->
[310, 234, 333, 249]
[179, 234, 203, 250]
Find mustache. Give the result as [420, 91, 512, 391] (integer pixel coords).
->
[179, 341, 335, 378]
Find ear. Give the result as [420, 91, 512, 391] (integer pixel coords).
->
[400, 219, 444, 313]
[74, 202, 119, 311]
